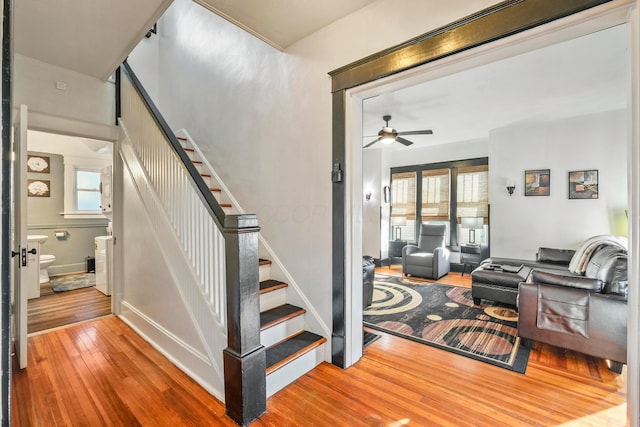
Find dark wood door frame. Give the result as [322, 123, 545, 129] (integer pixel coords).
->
[328, 0, 613, 368]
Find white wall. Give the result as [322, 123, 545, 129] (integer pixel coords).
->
[489, 109, 628, 259]
[127, 0, 500, 329]
[362, 148, 382, 258]
[14, 54, 117, 139]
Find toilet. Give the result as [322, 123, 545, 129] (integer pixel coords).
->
[39, 254, 56, 284]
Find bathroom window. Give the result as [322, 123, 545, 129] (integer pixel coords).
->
[75, 169, 101, 211]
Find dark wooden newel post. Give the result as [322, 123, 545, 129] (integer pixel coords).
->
[223, 214, 266, 426]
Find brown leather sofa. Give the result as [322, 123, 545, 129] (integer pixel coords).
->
[517, 244, 628, 373]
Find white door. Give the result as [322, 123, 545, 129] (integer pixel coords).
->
[12, 105, 28, 369]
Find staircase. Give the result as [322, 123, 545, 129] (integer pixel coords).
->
[177, 133, 327, 397]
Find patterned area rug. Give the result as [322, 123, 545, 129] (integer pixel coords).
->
[364, 274, 529, 373]
[50, 273, 96, 293]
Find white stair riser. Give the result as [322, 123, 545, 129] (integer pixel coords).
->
[259, 264, 271, 282]
[266, 343, 325, 397]
[260, 287, 287, 312]
[261, 315, 304, 348]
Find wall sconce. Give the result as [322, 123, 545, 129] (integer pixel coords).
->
[506, 179, 516, 196]
[365, 190, 372, 201]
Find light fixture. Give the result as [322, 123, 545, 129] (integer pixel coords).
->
[379, 126, 398, 144]
[365, 190, 372, 201]
[391, 216, 407, 240]
[461, 217, 483, 245]
[506, 179, 516, 196]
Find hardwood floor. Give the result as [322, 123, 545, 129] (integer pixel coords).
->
[27, 280, 112, 334]
[12, 310, 626, 426]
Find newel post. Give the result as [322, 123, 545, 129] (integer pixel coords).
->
[222, 214, 266, 426]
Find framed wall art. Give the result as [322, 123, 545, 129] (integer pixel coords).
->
[27, 155, 50, 174]
[569, 170, 598, 199]
[27, 179, 50, 197]
[524, 169, 550, 196]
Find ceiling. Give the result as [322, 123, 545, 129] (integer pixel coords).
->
[193, 0, 377, 50]
[362, 24, 629, 150]
[14, 0, 174, 80]
[13, 0, 375, 80]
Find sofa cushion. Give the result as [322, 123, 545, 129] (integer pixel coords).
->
[537, 247, 575, 265]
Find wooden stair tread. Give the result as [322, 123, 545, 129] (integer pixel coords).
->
[219, 203, 232, 208]
[192, 160, 203, 165]
[201, 173, 211, 178]
[184, 147, 194, 152]
[260, 279, 288, 294]
[176, 136, 187, 141]
[260, 304, 305, 330]
[259, 259, 272, 266]
[266, 331, 326, 375]
[210, 187, 221, 192]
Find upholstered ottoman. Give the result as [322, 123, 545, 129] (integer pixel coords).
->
[471, 264, 532, 307]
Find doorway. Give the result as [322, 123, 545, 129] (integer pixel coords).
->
[331, 0, 639, 423]
[24, 130, 114, 334]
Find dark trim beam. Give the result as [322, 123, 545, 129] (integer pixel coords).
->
[329, 0, 611, 93]
[329, 0, 612, 366]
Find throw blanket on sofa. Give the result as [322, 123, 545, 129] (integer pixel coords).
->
[569, 234, 628, 274]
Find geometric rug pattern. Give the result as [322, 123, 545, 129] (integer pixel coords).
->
[364, 274, 529, 373]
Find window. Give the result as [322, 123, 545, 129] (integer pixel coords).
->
[389, 158, 488, 245]
[390, 172, 416, 241]
[421, 169, 451, 244]
[457, 165, 489, 245]
[75, 169, 101, 211]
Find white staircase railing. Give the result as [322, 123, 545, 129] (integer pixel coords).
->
[120, 68, 227, 386]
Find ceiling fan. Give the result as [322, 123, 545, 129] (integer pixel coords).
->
[363, 115, 433, 148]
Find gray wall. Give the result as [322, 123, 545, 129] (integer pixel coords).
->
[27, 150, 109, 276]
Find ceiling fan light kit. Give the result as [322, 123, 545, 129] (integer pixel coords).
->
[364, 114, 433, 148]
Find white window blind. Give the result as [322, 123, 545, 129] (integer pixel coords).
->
[456, 165, 489, 222]
[391, 172, 416, 220]
[421, 169, 450, 222]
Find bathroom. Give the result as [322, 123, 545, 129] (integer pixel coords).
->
[25, 130, 113, 331]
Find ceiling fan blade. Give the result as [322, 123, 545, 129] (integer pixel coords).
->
[397, 129, 433, 136]
[363, 137, 381, 148]
[396, 137, 414, 146]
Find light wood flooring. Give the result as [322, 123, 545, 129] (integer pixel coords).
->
[12, 267, 627, 426]
[27, 279, 112, 334]
[11, 314, 626, 426]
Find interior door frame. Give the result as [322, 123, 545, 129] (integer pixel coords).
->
[1, 0, 12, 422]
[330, 0, 639, 424]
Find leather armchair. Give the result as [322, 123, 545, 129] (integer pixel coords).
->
[518, 245, 628, 372]
[402, 224, 450, 279]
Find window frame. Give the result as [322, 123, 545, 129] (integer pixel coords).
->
[73, 168, 102, 212]
[389, 157, 488, 248]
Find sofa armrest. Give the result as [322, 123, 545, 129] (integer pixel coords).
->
[531, 270, 603, 292]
